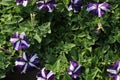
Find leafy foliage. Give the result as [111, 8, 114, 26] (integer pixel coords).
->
[0, 0, 120, 80]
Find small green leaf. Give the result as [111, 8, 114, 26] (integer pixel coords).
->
[34, 33, 42, 43]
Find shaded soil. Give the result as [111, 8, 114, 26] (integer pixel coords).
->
[1, 68, 39, 80]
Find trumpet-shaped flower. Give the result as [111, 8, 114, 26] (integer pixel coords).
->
[87, 2, 110, 17]
[67, 61, 82, 79]
[107, 62, 120, 80]
[15, 52, 40, 73]
[36, 68, 54, 80]
[37, 0, 56, 12]
[68, 0, 82, 13]
[10, 32, 30, 51]
[16, 0, 29, 7]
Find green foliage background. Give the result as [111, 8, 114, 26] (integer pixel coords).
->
[0, 0, 120, 80]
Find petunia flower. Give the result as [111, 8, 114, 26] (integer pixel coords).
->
[10, 32, 30, 51]
[87, 2, 110, 17]
[15, 52, 40, 73]
[16, 0, 29, 7]
[37, 0, 56, 12]
[36, 68, 54, 80]
[107, 62, 120, 80]
[67, 60, 82, 79]
[68, 0, 82, 13]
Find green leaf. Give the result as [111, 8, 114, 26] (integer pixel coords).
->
[34, 33, 42, 43]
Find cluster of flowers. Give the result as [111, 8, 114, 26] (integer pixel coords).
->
[10, 32, 120, 80]
[12, 0, 116, 80]
[16, 0, 110, 17]
[10, 32, 82, 80]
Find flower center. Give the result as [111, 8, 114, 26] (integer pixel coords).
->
[19, 38, 22, 41]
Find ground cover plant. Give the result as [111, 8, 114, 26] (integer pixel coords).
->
[0, 0, 120, 80]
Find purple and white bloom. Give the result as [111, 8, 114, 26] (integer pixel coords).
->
[68, 0, 82, 13]
[10, 32, 30, 51]
[37, 0, 56, 12]
[107, 62, 120, 80]
[16, 0, 29, 7]
[87, 2, 110, 17]
[67, 61, 82, 79]
[15, 52, 40, 74]
[36, 68, 54, 80]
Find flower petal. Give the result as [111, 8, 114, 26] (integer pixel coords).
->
[14, 41, 20, 50]
[23, 0, 28, 7]
[10, 38, 19, 44]
[29, 62, 39, 69]
[21, 40, 30, 47]
[21, 63, 28, 73]
[41, 68, 46, 78]
[30, 54, 38, 62]
[47, 71, 54, 79]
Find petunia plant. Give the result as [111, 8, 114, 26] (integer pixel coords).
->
[87, 2, 110, 32]
[37, 0, 56, 12]
[16, 0, 29, 7]
[68, 0, 82, 13]
[67, 61, 82, 80]
[15, 52, 40, 73]
[10, 32, 30, 51]
[0, 0, 120, 80]
[36, 68, 54, 80]
[87, 2, 110, 17]
[107, 62, 120, 80]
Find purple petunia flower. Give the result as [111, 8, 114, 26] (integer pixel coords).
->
[37, 0, 56, 12]
[16, 0, 29, 7]
[36, 68, 54, 80]
[107, 62, 120, 80]
[10, 32, 30, 51]
[87, 2, 110, 17]
[68, 0, 82, 13]
[15, 52, 40, 73]
[67, 61, 82, 79]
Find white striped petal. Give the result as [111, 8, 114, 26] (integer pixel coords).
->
[100, 6, 109, 11]
[117, 62, 120, 72]
[21, 40, 30, 47]
[74, 65, 81, 73]
[107, 69, 117, 74]
[68, 72, 72, 75]
[14, 41, 20, 50]
[10, 38, 19, 43]
[23, 0, 28, 7]
[47, 5, 53, 12]
[16, 32, 19, 37]
[20, 32, 25, 39]
[68, 5, 73, 11]
[47, 71, 54, 79]
[37, 1, 44, 3]
[37, 77, 45, 80]
[16, 3, 20, 5]
[116, 75, 120, 80]
[69, 63, 75, 71]
[98, 7, 101, 17]
[38, 5, 44, 10]
[74, 0, 79, 4]
[30, 54, 38, 62]
[15, 61, 25, 66]
[98, 2, 105, 8]
[45, 0, 51, 3]
[73, 75, 77, 79]
[41, 68, 46, 78]
[74, 9, 78, 13]
[29, 62, 39, 69]
[23, 52, 27, 61]
[87, 5, 97, 12]
[21, 63, 28, 73]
